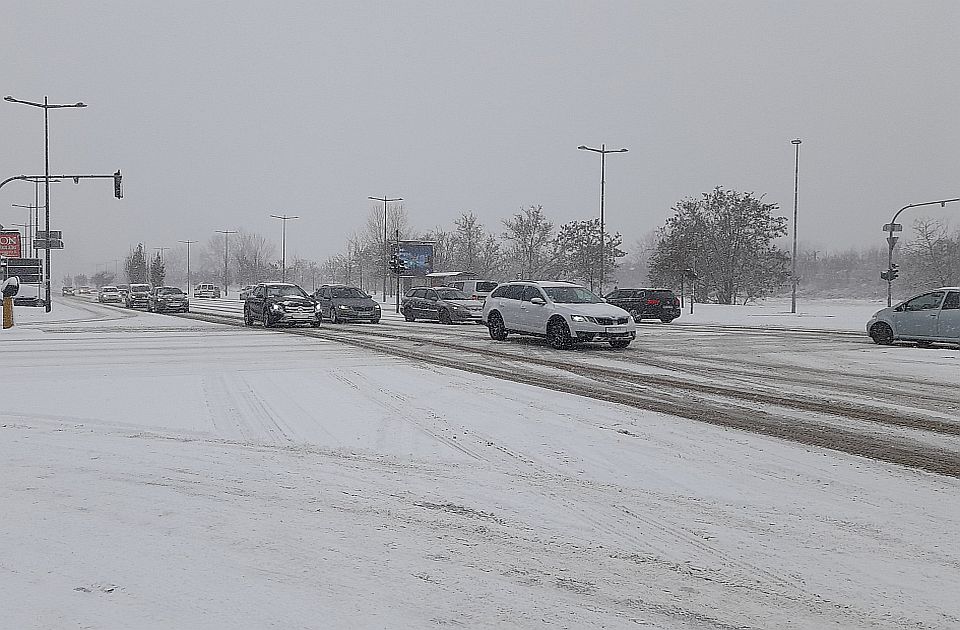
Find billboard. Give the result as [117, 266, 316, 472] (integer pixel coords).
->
[395, 241, 434, 277]
[0, 231, 22, 258]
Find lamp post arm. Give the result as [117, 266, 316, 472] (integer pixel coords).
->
[1, 173, 120, 192]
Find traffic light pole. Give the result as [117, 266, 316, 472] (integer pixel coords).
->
[395, 229, 401, 314]
[884, 197, 960, 307]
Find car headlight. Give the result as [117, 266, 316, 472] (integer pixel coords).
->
[314, 303, 323, 312]
[271, 303, 283, 311]
[570, 315, 588, 322]
[338, 304, 349, 310]
[373, 304, 381, 310]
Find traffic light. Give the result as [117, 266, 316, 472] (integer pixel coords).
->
[113, 170, 123, 199]
[397, 258, 406, 273]
[389, 253, 399, 273]
[889, 263, 899, 281]
[880, 270, 890, 281]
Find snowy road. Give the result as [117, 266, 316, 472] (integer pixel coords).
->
[3, 298, 959, 629]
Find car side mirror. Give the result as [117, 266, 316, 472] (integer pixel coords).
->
[530, 297, 545, 305]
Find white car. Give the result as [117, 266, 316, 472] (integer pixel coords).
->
[482, 280, 636, 349]
[867, 287, 960, 346]
[194, 283, 221, 298]
[97, 286, 122, 303]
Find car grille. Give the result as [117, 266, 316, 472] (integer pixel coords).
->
[595, 317, 629, 326]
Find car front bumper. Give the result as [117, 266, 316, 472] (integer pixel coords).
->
[570, 320, 636, 340]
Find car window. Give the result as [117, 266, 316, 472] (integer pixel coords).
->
[501, 285, 523, 300]
[943, 291, 960, 310]
[543, 286, 602, 304]
[521, 286, 543, 302]
[452, 282, 464, 290]
[903, 292, 945, 311]
[476, 281, 498, 293]
[254, 286, 265, 298]
[490, 285, 507, 298]
[332, 287, 366, 299]
[425, 289, 438, 301]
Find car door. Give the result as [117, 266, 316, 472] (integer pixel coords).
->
[497, 284, 526, 331]
[315, 287, 331, 318]
[519, 285, 549, 332]
[938, 291, 960, 340]
[892, 291, 944, 338]
[423, 289, 440, 320]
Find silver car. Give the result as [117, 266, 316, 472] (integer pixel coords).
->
[867, 287, 960, 346]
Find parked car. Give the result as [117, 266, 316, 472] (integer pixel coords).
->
[194, 283, 221, 298]
[867, 287, 960, 346]
[125, 283, 151, 309]
[401, 286, 485, 324]
[482, 280, 636, 349]
[244, 282, 319, 328]
[148, 286, 190, 313]
[239, 285, 257, 301]
[604, 287, 681, 323]
[449, 279, 500, 302]
[313, 285, 381, 323]
[62, 286, 75, 296]
[116, 284, 131, 301]
[97, 286, 122, 303]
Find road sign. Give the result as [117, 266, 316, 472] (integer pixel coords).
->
[882, 223, 903, 232]
[34, 239, 64, 249]
[0, 231, 22, 258]
[35, 230, 62, 240]
[1, 258, 42, 284]
[887, 236, 899, 248]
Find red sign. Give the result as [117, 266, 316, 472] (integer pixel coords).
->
[0, 231, 22, 258]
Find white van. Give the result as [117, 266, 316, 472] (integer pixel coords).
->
[450, 279, 499, 301]
[194, 283, 221, 298]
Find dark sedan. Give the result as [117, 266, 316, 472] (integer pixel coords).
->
[148, 286, 189, 313]
[401, 286, 485, 324]
[604, 288, 681, 323]
[313, 285, 381, 323]
[244, 282, 320, 328]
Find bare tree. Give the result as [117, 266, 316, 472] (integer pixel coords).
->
[502, 205, 554, 280]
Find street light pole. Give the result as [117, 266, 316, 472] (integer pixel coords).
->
[5, 95, 87, 312]
[369, 196, 402, 302]
[578, 144, 627, 293]
[791, 138, 802, 314]
[178, 240, 197, 293]
[215, 230, 238, 295]
[270, 214, 299, 283]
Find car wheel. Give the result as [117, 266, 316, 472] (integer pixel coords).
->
[244, 307, 253, 326]
[869, 322, 894, 345]
[487, 312, 508, 341]
[371, 318, 380, 324]
[310, 317, 321, 327]
[916, 340, 934, 348]
[403, 307, 415, 322]
[262, 311, 272, 328]
[660, 317, 674, 323]
[548, 318, 574, 350]
[439, 309, 452, 325]
[147, 303, 153, 312]
[330, 309, 340, 324]
[609, 339, 631, 349]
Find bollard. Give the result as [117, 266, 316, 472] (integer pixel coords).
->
[2, 296, 12, 329]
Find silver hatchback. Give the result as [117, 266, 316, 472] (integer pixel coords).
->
[867, 287, 960, 346]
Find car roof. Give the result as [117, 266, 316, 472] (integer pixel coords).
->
[259, 282, 298, 287]
[504, 280, 580, 288]
[613, 287, 676, 292]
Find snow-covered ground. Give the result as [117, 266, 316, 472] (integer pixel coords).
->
[673, 297, 884, 332]
[2, 299, 959, 629]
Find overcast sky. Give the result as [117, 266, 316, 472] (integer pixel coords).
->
[2, 1, 959, 276]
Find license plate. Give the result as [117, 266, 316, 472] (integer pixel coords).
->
[606, 326, 627, 333]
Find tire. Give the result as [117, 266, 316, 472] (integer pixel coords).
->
[244, 307, 253, 326]
[609, 339, 631, 349]
[487, 312, 508, 341]
[869, 322, 894, 345]
[262, 311, 272, 328]
[330, 309, 340, 324]
[548, 318, 574, 350]
[439, 309, 453, 325]
[403, 307, 416, 322]
[916, 340, 933, 348]
[310, 317, 321, 328]
[371, 318, 380, 324]
[660, 317, 675, 323]
[147, 303, 153, 313]
[183, 307, 190, 313]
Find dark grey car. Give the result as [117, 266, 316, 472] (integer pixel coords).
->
[313, 285, 381, 323]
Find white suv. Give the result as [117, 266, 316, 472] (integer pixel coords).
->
[482, 281, 636, 349]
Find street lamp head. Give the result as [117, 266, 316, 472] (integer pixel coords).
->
[75, 102, 86, 107]
[577, 145, 588, 150]
[616, 148, 628, 153]
[3, 96, 14, 102]
[791, 138, 802, 145]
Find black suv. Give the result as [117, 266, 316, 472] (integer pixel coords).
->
[604, 288, 681, 323]
[244, 282, 319, 328]
[148, 286, 189, 313]
[313, 285, 381, 323]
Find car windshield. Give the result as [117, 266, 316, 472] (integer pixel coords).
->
[436, 289, 469, 300]
[331, 287, 367, 299]
[267, 285, 307, 298]
[159, 288, 184, 295]
[102, 287, 118, 292]
[131, 285, 150, 292]
[543, 286, 602, 304]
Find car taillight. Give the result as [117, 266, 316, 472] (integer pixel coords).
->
[646, 299, 660, 305]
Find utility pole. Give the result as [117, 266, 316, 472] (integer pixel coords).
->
[578, 144, 628, 294]
[369, 195, 402, 303]
[215, 230, 237, 296]
[179, 239, 197, 294]
[790, 138, 802, 314]
[4, 95, 87, 312]
[270, 214, 299, 283]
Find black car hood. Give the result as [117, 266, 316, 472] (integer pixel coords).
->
[334, 298, 377, 307]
